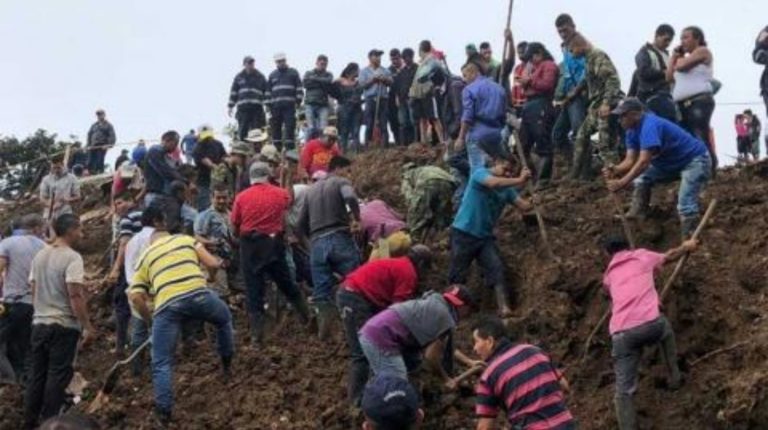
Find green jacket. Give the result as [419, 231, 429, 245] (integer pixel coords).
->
[585, 48, 622, 107]
[401, 165, 456, 204]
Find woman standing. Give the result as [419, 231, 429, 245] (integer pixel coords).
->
[667, 26, 717, 171]
[334, 63, 363, 153]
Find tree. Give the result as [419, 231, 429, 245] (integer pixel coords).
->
[0, 129, 70, 200]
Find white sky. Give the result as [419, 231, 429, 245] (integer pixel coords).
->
[0, 0, 765, 166]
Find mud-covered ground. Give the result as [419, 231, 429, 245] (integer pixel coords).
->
[1, 148, 767, 429]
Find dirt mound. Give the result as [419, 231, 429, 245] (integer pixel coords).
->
[2, 154, 768, 429]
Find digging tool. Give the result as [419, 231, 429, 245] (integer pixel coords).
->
[511, 130, 556, 261]
[609, 192, 636, 249]
[87, 338, 151, 413]
[496, 0, 515, 84]
[445, 364, 486, 391]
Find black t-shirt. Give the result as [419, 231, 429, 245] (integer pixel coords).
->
[193, 138, 226, 185]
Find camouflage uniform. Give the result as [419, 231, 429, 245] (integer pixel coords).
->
[571, 48, 623, 180]
[401, 164, 457, 240]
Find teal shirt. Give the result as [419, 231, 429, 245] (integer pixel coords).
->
[452, 168, 519, 239]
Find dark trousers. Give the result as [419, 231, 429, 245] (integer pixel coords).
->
[113, 273, 131, 354]
[388, 98, 400, 145]
[448, 228, 505, 288]
[24, 324, 80, 429]
[338, 104, 362, 153]
[364, 96, 389, 145]
[552, 96, 587, 170]
[240, 233, 303, 321]
[521, 97, 556, 182]
[0, 303, 33, 384]
[678, 94, 716, 170]
[398, 103, 417, 145]
[336, 288, 381, 405]
[87, 148, 107, 174]
[642, 93, 677, 123]
[269, 104, 297, 151]
[236, 106, 267, 140]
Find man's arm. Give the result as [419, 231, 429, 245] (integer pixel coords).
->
[148, 147, 184, 182]
[455, 88, 474, 150]
[480, 169, 531, 189]
[107, 124, 117, 147]
[608, 149, 653, 191]
[608, 149, 639, 177]
[67, 282, 96, 345]
[476, 418, 496, 430]
[128, 290, 153, 323]
[194, 242, 225, 270]
[340, 184, 361, 221]
[675, 47, 711, 72]
[663, 239, 698, 264]
[424, 337, 451, 382]
[0, 256, 7, 290]
[106, 236, 130, 284]
[636, 48, 666, 83]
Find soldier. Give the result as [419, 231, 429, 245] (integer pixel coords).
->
[401, 163, 457, 242]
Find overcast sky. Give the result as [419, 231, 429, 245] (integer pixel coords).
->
[0, 0, 765, 166]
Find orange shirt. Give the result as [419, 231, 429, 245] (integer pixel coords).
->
[300, 138, 341, 176]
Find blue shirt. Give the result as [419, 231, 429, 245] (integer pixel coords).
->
[452, 168, 519, 239]
[625, 113, 707, 172]
[561, 49, 586, 94]
[181, 134, 197, 154]
[132, 145, 147, 164]
[461, 77, 507, 143]
[359, 66, 392, 99]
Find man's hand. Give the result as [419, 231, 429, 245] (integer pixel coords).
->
[518, 168, 532, 181]
[453, 137, 465, 151]
[602, 165, 617, 180]
[606, 179, 626, 192]
[444, 378, 459, 392]
[681, 238, 699, 252]
[598, 103, 612, 118]
[465, 360, 487, 369]
[517, 76, 531, 86]
[105, 270, 120, 286]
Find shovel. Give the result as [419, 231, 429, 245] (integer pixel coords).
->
[87, 338, 151, 413]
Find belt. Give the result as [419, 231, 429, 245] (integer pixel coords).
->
[242, 231, 281, 240]
[679, 92, 712, 108]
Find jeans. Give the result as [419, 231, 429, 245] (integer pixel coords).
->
[310, 231, 361, 303]
[633, 153, 711, 218]
[364, 96, 389, 145]
[552, 96, 587, 163]
[612, 316, 676, 397]
[87, 148, 107, 174]
[359, 335, 407, 380]
[130, 316, 150, 377]
[521, 97, 556, 182]
[113, 274, 131, 354]
[23, 324, 80, 428]
[397, 103, 416, 145]
[236, 105, 266, 140]
[305, 105, 330, 138]
[678, 94, 716, 170]
[336, 289, 381, 404]
[151, 290, 234, 414]
[642, 93, 677, 123]
[0, 302, 33, 384]
[196, 181, 211, 212]
[239, 233, 304, 323]
[448, 228, 505, 288]
[269, 104, 297, 150]
[337, 104, 362, 153]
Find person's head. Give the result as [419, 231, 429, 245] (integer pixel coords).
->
[472, 316, 510, 361]
[612, 97, 646, 129]
[602, 234, 631, 256]
[341, 62, 360, 79]
[161, 130, 180, 153]
[681, 26, 707, 53]
[39, 413, 100, 430]
[487, 156, 514, 177]
[53, 214, 82, 246]
[229, 142, 251, 165]
[259, 144, 280, 170]
[744, 109, 754, 118]
[465, 43, 478, 58]
[418, 40, 432, 57]
[555, 13, 577, 42]
[138, 139, 146, 147]
[120, 149, 128, 156]
[169, 180, 187, 203]
[113, 191, 136, 217]
[243, 55, 255, 72]
[274, 52, 288, 69]
[442, 285, 476, 319]
[50, 155, 65, 175]
[249, 161, 272, 185]
[526, 42, 552, 65]
[95, 109, 106, 121]
[402, 48, 415, 65]
[654, 24, 675, 51]
[368, 49, 384, 67]
[20, 214, 45, 237]
[212, 185, 230, 212]
[407, 244, 433, 277]
[389, 48, 402, 68]
[197, 124, 214, 141]
[322, 126, 339, 147]
[328, 155, 352, 175]
[361, 375, 424, 430]
[316, 54, 328, 71]
[461, 61, 482, 84]
[141, 203, 167, 231]
[479, 41, 492, 61]
[567, 33, 590, 58]
[517, 41, 530, 62]
[311, 170, 328, 182]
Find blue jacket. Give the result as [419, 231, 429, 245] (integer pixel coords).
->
[267, 67, 303, 108]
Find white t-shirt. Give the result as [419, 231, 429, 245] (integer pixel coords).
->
[124, 227, 155, 318]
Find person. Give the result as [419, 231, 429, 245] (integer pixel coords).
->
[171, 180, 197, 236]
[605, 97, 711, 237]
[192, 124, 226, 211]
[360, 49, 393, 146]
[632, 25, 677, 122]
[361, 374, 424, 430]
[518, 42, 559, 184]
[410, 41, 447, 145]
[267, 52, 303, 151]
[67, 143, 88, 176]
[40, 156, 81, 226]
[334, 63, 364, 153]
[180, 129, 198, 165]
[443, 72, 467, 142]
[38, 414, 100, 430]
[747, 110, 762, 160]
[229, 56, 268, 141]
[132, 139, 148, 167]
[735, 113, 753, 162]
[552, 14, 587, 177]
[393, 48, 418, 145]
[358, 286, 478, 383]
[472, 317, 575, 430]
[297, 156, 362, 340]
[128, 210, 233, 426]
[481, 31, 516, 88]
[755, 26, 768, 116]
[387, 49, 403, 145]
[143, 131, 185, 207]
[300, 126, 341, 178]
[602, 236, 692, 429]
[24, 214, 96, 429]
[360, 199, 410, 261]
[303, 54, 334, 137]
[336, 245, 432, 404]
[115, 149, 130, 170]
[211, 141, 250, 196]
[86, 109, 116, 174]
[238, 129, 270, 191]
[195, 186, 235, 296]
[568, 33, 623, 180]
[0, 214, 46, 385]
[105, 192, 143, 358]
[454, 61, 508, 172]
[231, 162, 310, 345]
[667, 26, 717, 173]
[401, 163, 456, 242]
[510, 41, 531, 112]
[449, 156, 533, 317]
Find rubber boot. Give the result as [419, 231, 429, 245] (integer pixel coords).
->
[536, 155, 554, 188]
[660, 333, 682, 390]
[626, 186, 651, 220]
[221, 355, 232, 381]
[614, 395, 638, 430]
[290, 296, 311, 325]
[680, 215, 699, 239]
[249, 312, 265, 346]
[315, 302, 336, 341]
[494, 284, 514, 317]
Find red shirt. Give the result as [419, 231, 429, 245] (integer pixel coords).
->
[525, 60, 559, 98]
[300, 138, 341, 176]
[231, 183, 291, 236]
[343, 257, 417, 308]
[510, 63, 530, 108]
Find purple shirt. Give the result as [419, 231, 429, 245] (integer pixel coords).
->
[359, 309, 417, 353]
[461, 76, 507, 142]
[360, 200, 406, 242]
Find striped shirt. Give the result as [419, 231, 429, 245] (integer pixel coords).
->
[475, 342, 575, 429]
[118, 210, 143, 239]
[129, 235, 207, 314]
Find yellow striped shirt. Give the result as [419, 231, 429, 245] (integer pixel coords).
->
[130, 235, 207, 313]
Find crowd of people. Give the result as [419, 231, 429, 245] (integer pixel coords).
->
[1, 13, 768, 430]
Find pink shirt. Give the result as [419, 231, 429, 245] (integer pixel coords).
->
[602, 249, 665, 334]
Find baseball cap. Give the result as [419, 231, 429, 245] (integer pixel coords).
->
[611, 97, 645, 116]
[368, 49, 384, 58]
[249, 161, 272, 184]
[443, 285, 476, 309]
[361, 375, 420, 430]
[274, 52, 287, 61]
[197, 124, 215, 140]
[243, 55, 255, 65]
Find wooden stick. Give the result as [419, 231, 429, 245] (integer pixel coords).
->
[609, 192, 636, 249]
[689, 341, 748, 367]
[450, 364, 485, 386]
[496, 0, 515, 84]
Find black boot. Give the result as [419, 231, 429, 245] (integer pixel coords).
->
[315, 302, 336, 341]
[221, 355, 232, 381]
[290, 297, 311, 324]
[152, 407, 172, 429]
[249, 312, 265, 347]
[614, 395, 637, 430]
[494, 284, 514, 316]
[626, 186, 651, 220]
[680, 216, 699, 239]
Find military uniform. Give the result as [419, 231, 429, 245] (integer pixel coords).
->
[571, 48, 623, 180]
[401, 165, 457, 240]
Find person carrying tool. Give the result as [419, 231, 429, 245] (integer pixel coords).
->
[472, 316, 575, 430]
[267, 52, 303, 151]
[24, 214, 96, 430]
[128, 209, 233, 427]
[361, 374, 425, 430]
[601, 235, 695, 429]
[604, 97, 711, 237]
[401, 162, 457, 242]
[297, 156, 362, 340]
[229, 56, 269, 141]
[40, 155, 81, 226]
[359, 199, 410, 261]
[0, 214, 46, 385]
[448, 155, 532, 317]
[336, 245, 432, 405]
[360, 49, 393, 146]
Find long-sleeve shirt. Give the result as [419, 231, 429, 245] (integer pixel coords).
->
[462, 76, 507, 142]
[359, 66, 392, 99]
[634, 43, 671, 100]
[584, 48, 622, 108]
[303, 69, 334, 106]
[228, 69, 268, 110]
[393, 63, 418, 105]
[193, 138, 226, 186]
[267, 67, 303, 107]
[754, 26, 768, 97]
[525, 60, 559, 98]
[144, 145, 184, 194]
[561, 49, 586, 96]
[87, 121, 116, 148]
